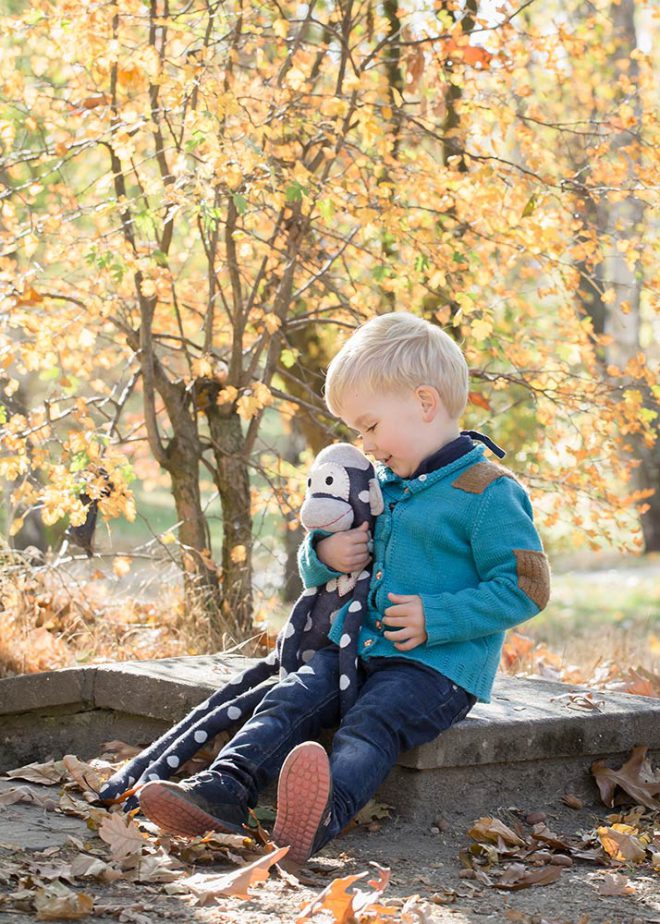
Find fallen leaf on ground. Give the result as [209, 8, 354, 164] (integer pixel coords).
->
[4, 760, 67, 786]
[297, 871, 370, 922]
[98, 811, 148, 859]
[62, 755, 110, 799]
[98, 740, 142, 761]
[468, 816, 525, 847]
[598, 872, 636, 896]
[33, 882, 94, 920]
[70, 854, 121, 882]
[181, 843, 289, 903]
[493, 862, 562, 890]
[530, 822, 570, 850]
[592, 745, 660, 810]
[561, 793, 584, 809]
[597, 824, 646, 863]
[120, 851, 184, 883]
[0, 785, 57, 808]
[354, 799, 393, 825]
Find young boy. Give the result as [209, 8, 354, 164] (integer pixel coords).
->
[138, 312, 550, 865]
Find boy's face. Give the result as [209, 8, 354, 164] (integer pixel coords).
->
[340, 387, 431, 479]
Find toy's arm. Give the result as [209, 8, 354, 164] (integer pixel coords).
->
[297, 529, 342, 589]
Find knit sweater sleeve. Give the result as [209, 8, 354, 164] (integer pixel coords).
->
[297, 529, 342, 589]
[420, 477, 551, 645]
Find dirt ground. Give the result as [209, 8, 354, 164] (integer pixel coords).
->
[0, 775, 658, 924]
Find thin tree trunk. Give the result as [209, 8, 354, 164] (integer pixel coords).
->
[206, 402, 253, 638]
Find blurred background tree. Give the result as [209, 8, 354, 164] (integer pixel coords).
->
[0, 0, 656, 648]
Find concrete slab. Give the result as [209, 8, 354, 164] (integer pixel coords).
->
[1, 655, 658, 819]
[402, 674, 660, 769]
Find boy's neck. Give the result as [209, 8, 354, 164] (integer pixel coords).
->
[429, 424, 462, 454]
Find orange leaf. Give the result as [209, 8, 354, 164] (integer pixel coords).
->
[182, 844, 289, 903]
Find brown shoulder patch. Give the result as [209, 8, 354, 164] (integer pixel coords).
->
[513, 548, 551, 610]
[451, 461, 519, 495]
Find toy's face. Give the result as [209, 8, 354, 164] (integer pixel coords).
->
[300, 462, 355, 532]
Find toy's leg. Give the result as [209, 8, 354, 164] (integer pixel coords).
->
[138, 645, 345, 837]
[98, 657, 277, 805]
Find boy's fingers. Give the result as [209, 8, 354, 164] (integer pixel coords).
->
[383, 614, 408, 626]
[394, 638, 420, 651]
[387, 592, 416, 601]
[383, 605, 412, 618]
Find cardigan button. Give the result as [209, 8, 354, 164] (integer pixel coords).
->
[375, 620, 383, 630]
[375, 570, 383, 580]
[363, 638, 374, 648]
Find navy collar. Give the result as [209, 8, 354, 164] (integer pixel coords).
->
[409, 430, 506, 480]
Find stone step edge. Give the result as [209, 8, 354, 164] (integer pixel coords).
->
[1, 656, 658, 771]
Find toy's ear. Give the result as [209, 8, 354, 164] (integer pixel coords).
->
[368, 478, 384, 516]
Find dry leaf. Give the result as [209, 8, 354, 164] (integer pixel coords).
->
[121, 852, 184, 883]
[596, 825, 646, 863]
[530, 823, 570, 850]
[354, 799, 393, 825]
[182, 844, 289, 903]
[4, 760, 67, 786]
[598, 872, 636, 896]
[98, 740, 142, 761]
[0, 785, 57, 808]
[592, 745, 660, 811]
[297, 871, 369, 923]
[69, 854, 122, 883]
[33, 882, 94, 920]
[493, 863, 562, 890]
[468, 816, 525, 847]
[62, 755, 111, 798]
[561, 793, 584, 809]
[98, 812, 148, 859]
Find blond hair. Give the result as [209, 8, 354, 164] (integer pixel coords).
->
[324, 312, 469, 420]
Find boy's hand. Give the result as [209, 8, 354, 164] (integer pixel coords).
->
[383, 593, 428, 651]
[316, 521, 371, 574]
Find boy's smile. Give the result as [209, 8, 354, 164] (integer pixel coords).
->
[340, 387, 460, 479]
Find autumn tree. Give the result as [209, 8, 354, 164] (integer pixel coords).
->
[0, 0, 656, 643]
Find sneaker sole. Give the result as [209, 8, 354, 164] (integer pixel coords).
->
[138, 781, 242, 838]
[272, 742, 331, 866]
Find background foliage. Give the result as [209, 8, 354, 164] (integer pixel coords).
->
[0, 0, 657, 657]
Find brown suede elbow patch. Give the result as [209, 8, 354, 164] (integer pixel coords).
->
[513, 548, 551, 610]
[451, 461, 520, 494]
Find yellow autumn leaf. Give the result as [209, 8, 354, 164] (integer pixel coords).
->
[230, 544, 247, 563]
[113, 556, 131, 578]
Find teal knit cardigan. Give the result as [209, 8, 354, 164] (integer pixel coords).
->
[297, 443, 551, 703]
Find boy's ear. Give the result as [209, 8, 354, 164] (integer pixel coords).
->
[416, 385, 440, 420]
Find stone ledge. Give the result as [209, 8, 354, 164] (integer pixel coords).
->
[1, 656, 658, 774]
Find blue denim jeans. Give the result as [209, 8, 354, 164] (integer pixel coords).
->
[205, 644, 476, 850]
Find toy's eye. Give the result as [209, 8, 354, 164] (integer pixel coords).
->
[325, 476, 333, 485]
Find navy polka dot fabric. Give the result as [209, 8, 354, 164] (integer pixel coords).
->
[98, 444, 382, 810]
